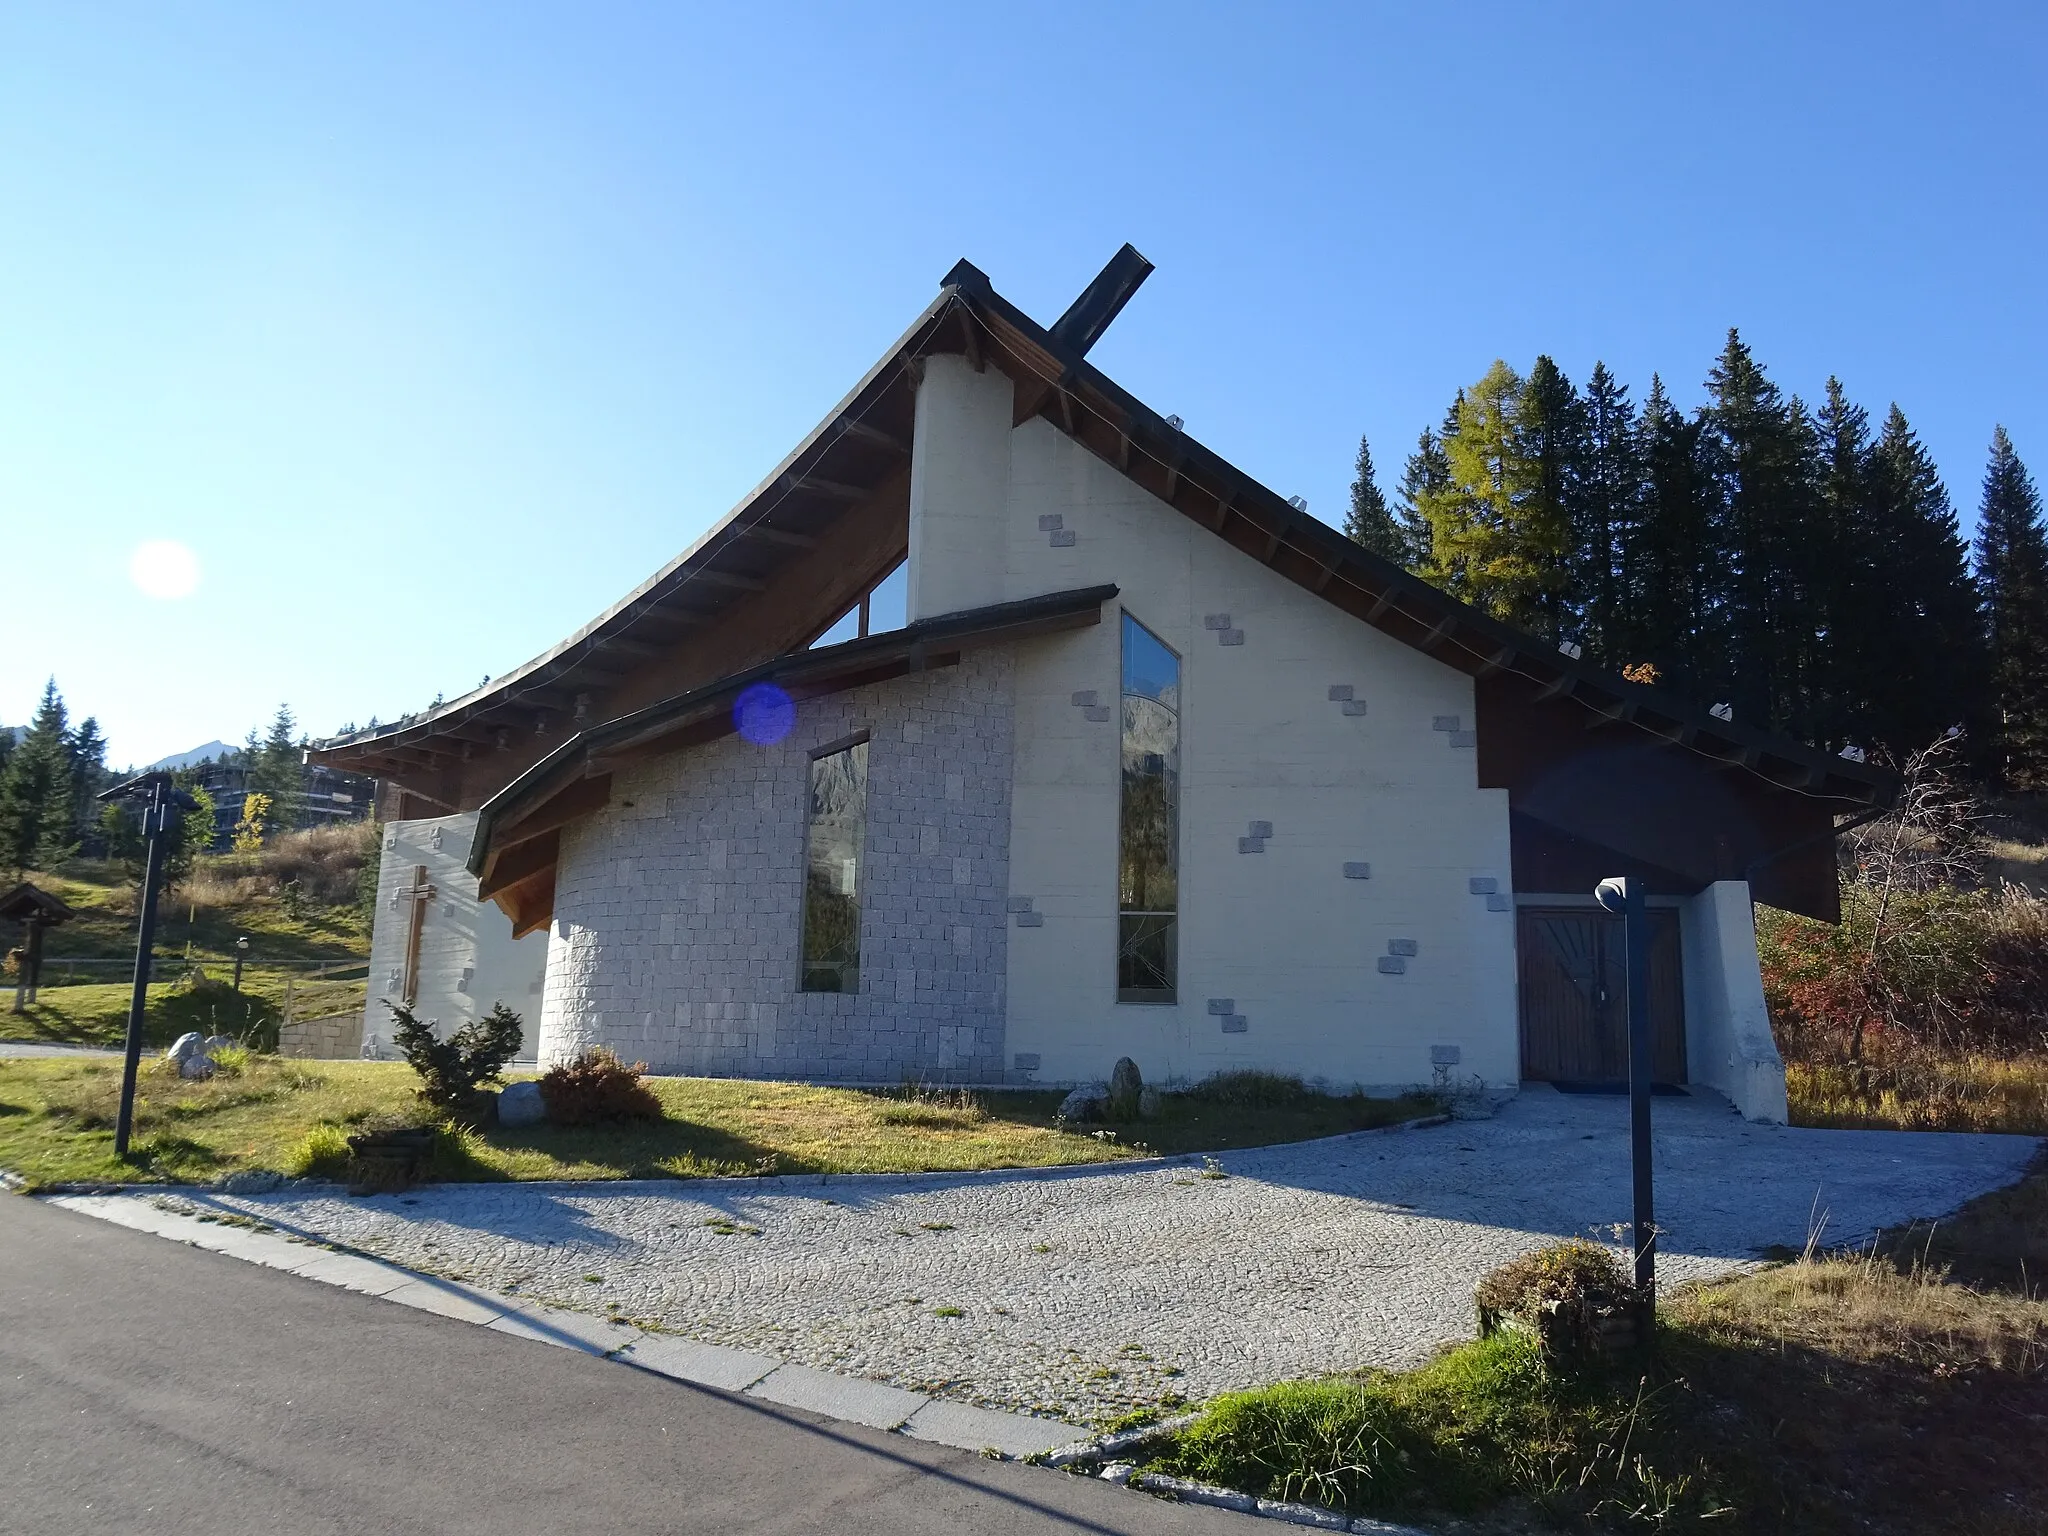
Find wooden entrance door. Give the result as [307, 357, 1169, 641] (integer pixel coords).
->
[1517, 907, 1686, 1084]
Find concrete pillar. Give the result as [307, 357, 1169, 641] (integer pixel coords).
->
[1679, 880, 1788, 1123]
[906, 351, 1014, 622]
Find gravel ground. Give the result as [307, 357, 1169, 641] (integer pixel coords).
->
[165, 1085, 2036, 1424]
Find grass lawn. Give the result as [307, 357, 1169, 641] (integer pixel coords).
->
[0, 1056, 1435, 1190]
[1142, 1159, 2048, 1535]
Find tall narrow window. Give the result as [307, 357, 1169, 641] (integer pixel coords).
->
[801, 737, 867, 992]
[1118, 614, 1179, 1002]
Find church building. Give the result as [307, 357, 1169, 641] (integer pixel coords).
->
[313, 249, 1892, 1121]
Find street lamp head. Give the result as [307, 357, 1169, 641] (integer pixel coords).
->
[236, 935, 250, 951]
[1594, 877, 1629, 914]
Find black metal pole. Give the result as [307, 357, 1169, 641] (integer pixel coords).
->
[1623, 879, 1656, 1292]
[1598, 875, 1657, 1297]
[113, 780, 171, 1160]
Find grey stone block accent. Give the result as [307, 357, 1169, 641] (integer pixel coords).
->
[1342, 861, 1372, 880]
[1238, 836, 1265, 854]
[1083, 705, 1113, 723]
[1206, 998, 1235, 1014]
[1013, 1052, 1041, 1071]
[1431, 1044, 1462, 1065]
[1203, 613, 1232, 630]
[1221, 1014, 1249, 1034]
[1327, 684, 1354, 701]
[1388, 938, 1420, 957]
[1219, 629, 1245, 646]
[1015, 911, 1044, 927]
[1037, 514, 1064, 532]
[1468, 876, 1498, 895]
[1449, 730, 1477, 748]
[1049, 529, 1077, 548]
[1006, 895, 1034, 913]
[1341, 700, 1369, 716]
[1069, 690, 1098, 708]
[1487, 893, 1512, 911]
[1377, 955, 1407, 974]
[1248, 820, 1273, 839]
[1432, 715, 1460, 732]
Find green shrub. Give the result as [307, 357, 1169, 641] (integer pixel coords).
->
[388, 1001, 525, 1112]
[538, 1046, 663, 1126]
[285, 1123, 353, 1179]
[1184, 1069, 1318, 1107]
[1474, 1239, 1633, 1322]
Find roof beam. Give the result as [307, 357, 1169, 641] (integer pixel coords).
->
[783, 475, 871, 503]
[477, 829, 561, 901]
[1533, 671, 1578, 703]
[1475, 645, 1517, 677]
[1418, 614, 1457, 652]
[685, 567, 769, 593]
[737, 524, 818, 552]
[836, 417, 909, 455]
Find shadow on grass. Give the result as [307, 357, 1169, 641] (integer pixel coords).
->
[1156, 1309, 2048, 1535]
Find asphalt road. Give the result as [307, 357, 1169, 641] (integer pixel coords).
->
[0, 1196, 1241, 1536]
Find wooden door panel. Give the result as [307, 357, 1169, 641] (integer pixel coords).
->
[1517, 907, 1686, 1084]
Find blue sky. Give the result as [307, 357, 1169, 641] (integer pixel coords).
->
[2, 4, 2041, 766]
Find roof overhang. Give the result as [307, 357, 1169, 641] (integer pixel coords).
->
[467, 585, 1116, 936]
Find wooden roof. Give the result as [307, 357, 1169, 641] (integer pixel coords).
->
[0, 882, 75, 927]
[313, 251, 1897, 824]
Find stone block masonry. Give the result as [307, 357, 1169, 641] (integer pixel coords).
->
[539, 648, 1015, 1083]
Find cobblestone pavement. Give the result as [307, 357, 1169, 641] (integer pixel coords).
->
[176, 1086, 2035, 1424]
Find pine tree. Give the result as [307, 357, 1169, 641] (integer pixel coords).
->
[1394, 428, 1449, 574]
[1974, 426, 2048, 786]
[65, 716, 108, 853]
[1571, 363, 1640, 665]
[245, 705, 304, 837]
[1810, 378, 1877, 748]
[1344, 432, 1403, 563]
[0, 680, 77, 872]
[1626, 376, 1721, 696]
[1858, 406, 1986, 755]
[1520, 357, 1586, 643]
[1700, 330, 1821, 733]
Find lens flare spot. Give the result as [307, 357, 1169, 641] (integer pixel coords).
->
[734, 682, 795, 745]
[128, 540, 201, 600]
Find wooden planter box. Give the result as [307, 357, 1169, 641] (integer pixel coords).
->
[344, 1127, 438, 1195]
[1477, 1288, 1655, 1359]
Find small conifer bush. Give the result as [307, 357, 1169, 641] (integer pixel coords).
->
[387, 1000, 525, 1113]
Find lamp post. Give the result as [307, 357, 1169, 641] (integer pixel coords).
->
[233, 934, 249, 992]
[1595, 875, 1656, 1297]
[98, 771, 196, 1161]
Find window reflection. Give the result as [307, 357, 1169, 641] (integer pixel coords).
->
[1119, 614, 1179, 1002]
[801, 740, 866, 992]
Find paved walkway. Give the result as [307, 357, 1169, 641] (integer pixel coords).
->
[67, 1086, 2036, 1424]
[0, 1040, 119, 1057]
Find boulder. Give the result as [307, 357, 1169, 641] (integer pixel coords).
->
[1137, 1086, 1162, 1120]
[499, 1079, 546, 1128]
[166, 1032, 215, 1080]
[1058, 1084, 1109, 1123]
[1107, 1057, 1143, 1119]
[202, 1035, 237, 1054]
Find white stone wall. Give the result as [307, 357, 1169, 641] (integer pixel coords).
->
[909, 354, 1522, 1093]
[366, 813, 548, 1061]
[1680, 880, 1788, 1122]
[539, 651, 1013, 1082]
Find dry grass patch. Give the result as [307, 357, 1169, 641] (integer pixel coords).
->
[1789, 1052, 2048, 1135]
